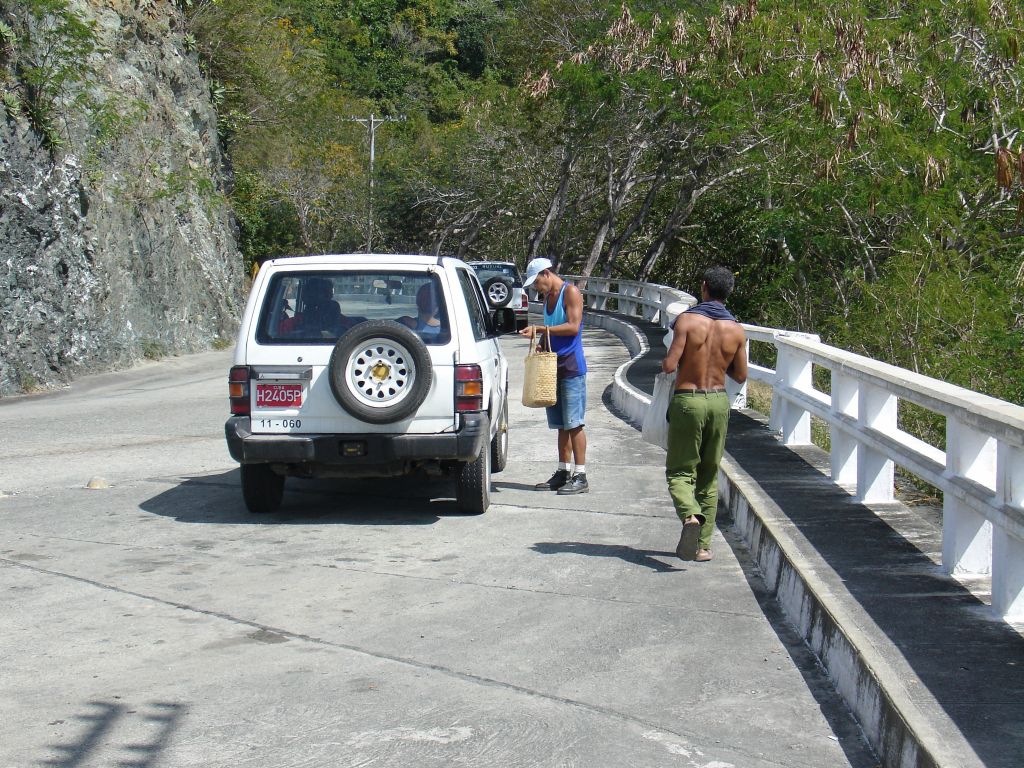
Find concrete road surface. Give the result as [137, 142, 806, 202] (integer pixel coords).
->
[0, 330, 877, 767]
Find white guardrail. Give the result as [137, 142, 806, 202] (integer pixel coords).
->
[566, 275, 695, 328]
[560, 274, 1024, 622]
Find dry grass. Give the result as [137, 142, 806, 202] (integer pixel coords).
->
[744, 380, 830, 451]
[746, 379, 773, 416]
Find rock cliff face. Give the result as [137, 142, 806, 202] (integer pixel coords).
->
[0, 0, 243, 396]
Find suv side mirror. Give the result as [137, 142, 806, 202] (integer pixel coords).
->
[491, 308, 516, 335]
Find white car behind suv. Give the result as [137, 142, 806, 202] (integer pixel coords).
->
[225, 254, 516, 514]
[466, 261, 529, 331]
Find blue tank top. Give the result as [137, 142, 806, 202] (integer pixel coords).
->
[543, 283, 587, 379]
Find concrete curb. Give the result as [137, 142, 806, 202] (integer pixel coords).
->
[586, 312, 651, 427]
[589, 307, 975, 768]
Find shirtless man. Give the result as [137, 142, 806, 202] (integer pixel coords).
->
[661, 266, 748, 562]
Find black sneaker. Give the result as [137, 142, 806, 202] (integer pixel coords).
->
[535, 468, 569, 491]
[556, 473, 589, 495]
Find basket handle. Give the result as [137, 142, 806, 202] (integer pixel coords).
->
[528, 326, 551, 356]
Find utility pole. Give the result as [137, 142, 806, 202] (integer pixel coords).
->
[349, 113, 405, 253]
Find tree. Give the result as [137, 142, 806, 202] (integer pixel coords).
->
[186, 0, 370, 259]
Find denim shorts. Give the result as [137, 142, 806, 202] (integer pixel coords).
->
[546, 374, 587, 430]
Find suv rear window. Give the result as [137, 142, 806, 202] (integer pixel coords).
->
[469, 263, 522, 286]
[256, 271, 451, 345]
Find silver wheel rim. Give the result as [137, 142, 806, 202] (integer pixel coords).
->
[346, 339, 417, 408]
[487, 282, 509, 304]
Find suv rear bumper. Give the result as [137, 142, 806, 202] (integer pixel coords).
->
[225, 413, 489, 468]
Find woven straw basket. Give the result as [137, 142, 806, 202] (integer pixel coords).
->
[521, 327, 557, 408]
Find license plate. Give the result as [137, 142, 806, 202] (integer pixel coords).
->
[255, 383, 303, 408]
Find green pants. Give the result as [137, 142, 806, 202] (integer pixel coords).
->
[665, 391, 730, 550]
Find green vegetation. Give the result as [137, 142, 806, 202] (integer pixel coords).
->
[140, 338, 169, 360]
[0, 0, 102, 150]
[17, 371, 40, 394]
[178, 0, 1022, 420]
[5, 1, 1020, 420]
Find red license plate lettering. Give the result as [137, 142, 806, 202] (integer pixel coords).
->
[256, 383, 303, 408]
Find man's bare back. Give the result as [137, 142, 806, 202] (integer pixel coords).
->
[662, 311, 748, 390]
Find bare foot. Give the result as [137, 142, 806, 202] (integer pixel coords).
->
[694, 549, 713, 562]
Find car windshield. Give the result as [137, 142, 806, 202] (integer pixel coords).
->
[256, 271, 451, 345]
[470, 263, 521, 286]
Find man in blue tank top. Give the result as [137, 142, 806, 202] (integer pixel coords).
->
[520, 258, 590, 494]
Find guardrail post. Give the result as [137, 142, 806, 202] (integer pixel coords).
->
[993, 443, 1024, 619]
[942, 417, 995, 576]
[767, 339, 782, 433]
[830, 370, 858, 490]
[594, 278, 609, 311]
[727, 338, 748, 410]
[776, 344, 812, 445]
[855, 382, 895, 503]
[575, 278, 594, 310]
[624, 283, 641, 317]
[641, 286, 660, 323]
[768, 387, 782, 433]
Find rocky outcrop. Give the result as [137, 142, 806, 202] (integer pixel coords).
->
[0, 0, 243, 395]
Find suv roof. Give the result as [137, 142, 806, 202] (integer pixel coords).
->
[264, 253, 451, 269]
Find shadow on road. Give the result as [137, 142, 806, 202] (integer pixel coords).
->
[39, 700, 184, 768]
[492, 480, 544, 492]
[531, 541, 681, 573]
[138, 469, 479, 525]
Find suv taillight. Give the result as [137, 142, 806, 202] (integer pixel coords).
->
[520, 292, 529, 309]
[455, 364, 483, 412]
[229, 365, 251, 415]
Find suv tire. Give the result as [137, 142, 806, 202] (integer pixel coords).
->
[241, 464, 284, 513]
[329, 320, 433, 424]
[490, 393, 509, 472]
[456, 441, 491, 514]
[483, 276, 513, 308]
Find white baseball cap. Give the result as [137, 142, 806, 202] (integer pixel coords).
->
[522, 257, 553, 288]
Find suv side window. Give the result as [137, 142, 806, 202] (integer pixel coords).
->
[456, 269, 490, 342]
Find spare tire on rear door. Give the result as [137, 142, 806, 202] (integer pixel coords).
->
[483, 276, 513, 308]
[329, 320, 433, 424]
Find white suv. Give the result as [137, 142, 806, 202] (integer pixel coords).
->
[225, 254, 516, 514]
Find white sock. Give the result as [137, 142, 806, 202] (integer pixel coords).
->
[559, 461, 571, 471]
[574, 464, 586, 474]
